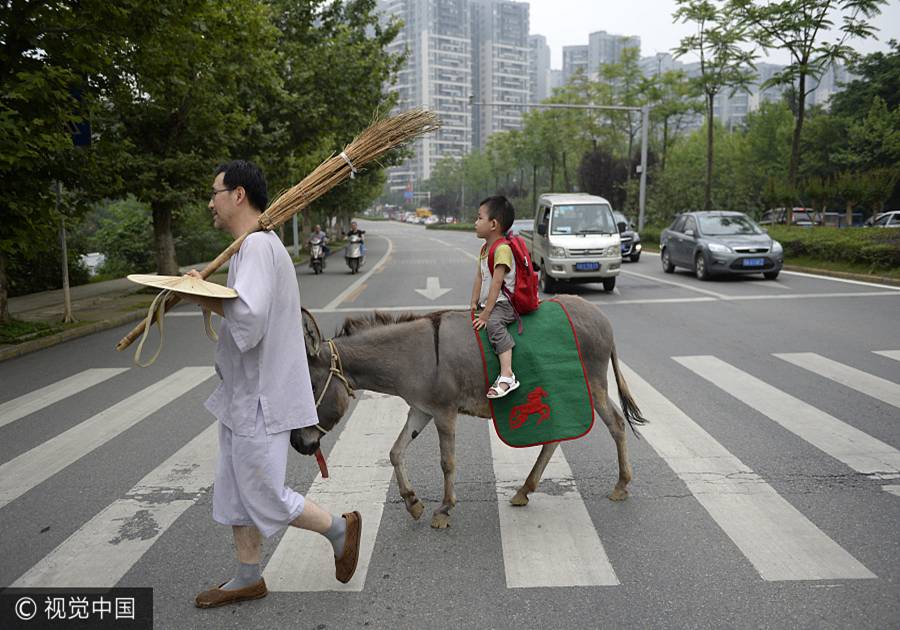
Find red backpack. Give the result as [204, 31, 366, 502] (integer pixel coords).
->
[488, 234, 540, 316]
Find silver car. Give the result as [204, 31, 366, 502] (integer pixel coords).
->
[660, 211, 784, 280]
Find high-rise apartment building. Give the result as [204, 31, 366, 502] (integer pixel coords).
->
[377, 0, 472, 191]
[528, 34, 551, 105]
[588, 30, 641, 78]
[562, 45, 589, 83]
[471, 0, 530, 148]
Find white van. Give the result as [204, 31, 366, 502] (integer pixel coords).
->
[523, 193, 622, 293]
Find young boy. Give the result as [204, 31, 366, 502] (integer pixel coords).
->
[471, 195, 519, 399]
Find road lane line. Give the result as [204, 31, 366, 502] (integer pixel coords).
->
[263, 392, 408, 592]
[322, 235, 394, 311]
[883, 485, 900, 497]
[609, 361, 875, 581]
[308, 305, 471, 314]
[775, 353, 900, 410]
[13, 423, 218, 587]
[619, 269, 731, 299]
[0, 368, 128, 429]
[0, 367, 215, 510]
[725, 291, 900, 301]
[674, 356, 900, 476]
[490, 430, 619, 588]
[780, 270, 900, 291]
[874, 350, 900, 363]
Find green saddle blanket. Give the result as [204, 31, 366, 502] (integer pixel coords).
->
[475, 299, 595, 448]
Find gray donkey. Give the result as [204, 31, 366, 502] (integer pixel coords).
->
[294, 294, 647, 529]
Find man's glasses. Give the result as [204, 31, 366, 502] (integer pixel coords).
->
[209, 187, 234, 200]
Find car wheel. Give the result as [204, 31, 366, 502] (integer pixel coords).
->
[694, 253, 710, 281]
[539, 265, 556, 294]
[602, 277, 616, 292]
[764, 270, 780, 280]
[661, 247, 675, 273]
[630, 252, 641, 263]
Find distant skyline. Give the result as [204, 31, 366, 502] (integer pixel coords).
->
[527, 0, 900, 69]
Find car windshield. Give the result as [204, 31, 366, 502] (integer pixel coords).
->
[511, 219, 532, 232]
[551, 204, 615, 235]
[698, 214, 762, 236]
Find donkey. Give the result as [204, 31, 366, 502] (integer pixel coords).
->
[294, 295, 647, 529]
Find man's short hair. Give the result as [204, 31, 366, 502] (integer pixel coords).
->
[215, 160, 268, 211]
[479, 195, 515, 233]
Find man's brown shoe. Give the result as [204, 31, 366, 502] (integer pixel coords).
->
[335, 511, 362, 583]
[194, 578, 268, 608]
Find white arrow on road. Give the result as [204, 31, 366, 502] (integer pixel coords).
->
[415, 276, 451, 300]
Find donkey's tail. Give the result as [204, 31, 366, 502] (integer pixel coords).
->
[610, 344, 649, 437]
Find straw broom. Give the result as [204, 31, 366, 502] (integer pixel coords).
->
[115, 108, 440, 352]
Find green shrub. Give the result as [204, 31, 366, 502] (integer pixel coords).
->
[766, 225, 900, 270]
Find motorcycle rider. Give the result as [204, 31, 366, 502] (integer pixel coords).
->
[347, 221, 365, 261]
[311, 224, 330, 258]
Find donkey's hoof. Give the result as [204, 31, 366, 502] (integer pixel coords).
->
[408, 500, 425, 521]
[510, 490, 529, 506]
[607, 488, 629, 502]
[430, 513, 451, 529]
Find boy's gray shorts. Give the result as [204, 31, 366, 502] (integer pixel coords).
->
[486, 300, 517, 354]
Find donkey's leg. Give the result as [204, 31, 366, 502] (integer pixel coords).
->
[510, 442, 558, 506]
[596, 391, 633, 501]
[431, 412, 458, 529]
[390, 407, 433, 521]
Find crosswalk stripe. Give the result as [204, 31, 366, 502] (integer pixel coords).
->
[0, 368, 129, 429]
[774, 352, 900, 410]
[0, 367, 215, 510]
[12, 423, 218, 587]
[610, 361, 875, 581]
[489, 429, 619, 588]
[263, 392, 408, 592]
[883, 485, 900, 498]
[874, 350, 900, 363]
[674, 356, 900, 476]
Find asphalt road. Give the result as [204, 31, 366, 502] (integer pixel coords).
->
[1, 219, 899, 630]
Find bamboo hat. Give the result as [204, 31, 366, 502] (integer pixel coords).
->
[127, 274, 238, 299]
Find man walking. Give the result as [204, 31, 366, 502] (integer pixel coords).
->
[181, 160, 361, 608]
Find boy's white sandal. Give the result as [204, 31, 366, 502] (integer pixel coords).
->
[487, 374, 520, 399]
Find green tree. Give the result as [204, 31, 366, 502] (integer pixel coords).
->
[835, 96, 900, 171]
[0, 0, 145, 323]
[829, 39, 900, 118]
[674, 0, 757, 211]
[730, 0, 887, 188]
[104, 0, 280, 276]
[646, 69, 704, 170]
[834, 170, 866, 225]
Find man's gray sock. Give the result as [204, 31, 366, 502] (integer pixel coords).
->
[221, 562, 261, 591]
[323, 514, 346, 557]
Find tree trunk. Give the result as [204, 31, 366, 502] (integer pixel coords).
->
[705, 92, 714, 212]
[662, 117, 669, 172]
[845, 200, 855, 228]
[532, 163, 537, 214]
[789, 72, 806, 189]
[151, 201, 179, 276]
[0, 250, 9, 325]
[562, 151, 570, 192]
[550, 158, 556, 192]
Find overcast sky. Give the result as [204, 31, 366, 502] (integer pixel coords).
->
[527, 0, 900, 68]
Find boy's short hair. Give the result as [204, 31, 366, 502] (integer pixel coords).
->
[479, 195, 515, 233]
[215, 160, 268, 211]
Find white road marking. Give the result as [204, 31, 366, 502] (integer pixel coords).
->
[489, 430, 619, 588]
[874, 350, 900, 363]
[263, 392, 408, 592]
[775, 353, 900, 410]
[321, 235, 394, 311]
[674, 356, 900, 476]
[725, 291, 900, 302]
[883, 485, 900, 497]
[0, 367, 215, 510]
[308, 305, 470, 314]
[619, 269, 731, 299]
[414, 276, 452, 300]
[0, 368, 128, 429]
[13, 423, 218, 587]
[780, 270, 900, 291]
[609, 361, 875, 581]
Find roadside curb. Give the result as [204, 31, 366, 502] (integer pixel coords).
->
[0, 310, 147, 363]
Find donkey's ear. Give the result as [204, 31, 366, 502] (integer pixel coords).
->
[301, 307, 322, 357]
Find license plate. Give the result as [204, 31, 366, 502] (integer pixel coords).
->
[575, 262, 600, 271]
[743, 258, 765, 267]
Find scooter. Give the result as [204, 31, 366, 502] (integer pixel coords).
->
[345, 234, 364, 274]
[309, 237, 325, 274]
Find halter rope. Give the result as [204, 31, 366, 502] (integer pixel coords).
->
[313, 338, 355, 434]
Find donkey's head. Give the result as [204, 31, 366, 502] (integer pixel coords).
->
[290, 308, 353, 456]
